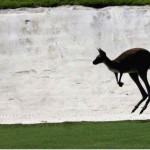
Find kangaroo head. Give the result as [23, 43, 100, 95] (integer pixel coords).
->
[93, 48, 106, 65]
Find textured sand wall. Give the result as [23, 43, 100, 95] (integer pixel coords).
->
[0, 6, 150, 124]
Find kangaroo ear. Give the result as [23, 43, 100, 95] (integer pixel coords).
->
[97, 48, 101, 53]
[97, 48, 106, 56]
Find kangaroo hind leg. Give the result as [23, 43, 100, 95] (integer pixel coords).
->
[138, 70, 150, 114]
[129, 73, 148, 113]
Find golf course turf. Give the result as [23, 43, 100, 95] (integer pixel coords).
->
[0, 121, 150, 148]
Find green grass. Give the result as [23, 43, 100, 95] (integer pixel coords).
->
[0, 0, 150, 9]
[0, 121, 150, 148]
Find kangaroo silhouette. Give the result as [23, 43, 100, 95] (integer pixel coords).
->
[93, 48, 150, 114]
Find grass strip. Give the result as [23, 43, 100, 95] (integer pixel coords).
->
[0, 0, 150, 9]
[0, 120, 150, 148]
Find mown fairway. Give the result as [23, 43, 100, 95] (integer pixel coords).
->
[0, 0, 150, 9]
[0, 121, 150, 149]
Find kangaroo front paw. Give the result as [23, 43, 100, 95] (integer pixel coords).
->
[118, 82, 124, 87]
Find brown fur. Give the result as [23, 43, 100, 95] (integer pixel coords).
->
[93, 48, 150, 114]
[114, 48, 150, 73]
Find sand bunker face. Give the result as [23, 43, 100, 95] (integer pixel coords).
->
[0, 6, 150, 124]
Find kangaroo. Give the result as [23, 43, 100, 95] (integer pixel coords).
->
[93, 48, 150, 114]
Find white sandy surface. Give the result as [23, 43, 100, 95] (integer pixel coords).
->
[0, 6, 150, 124]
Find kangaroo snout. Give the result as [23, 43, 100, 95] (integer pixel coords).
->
[93, 59, 100, 65]
[93, 60, 97, 65]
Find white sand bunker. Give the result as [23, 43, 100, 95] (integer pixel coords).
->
[0, 6, 150, 124]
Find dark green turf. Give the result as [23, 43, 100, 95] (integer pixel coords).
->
[0, 121, 150, 148]
[0, 0, 150, 9]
